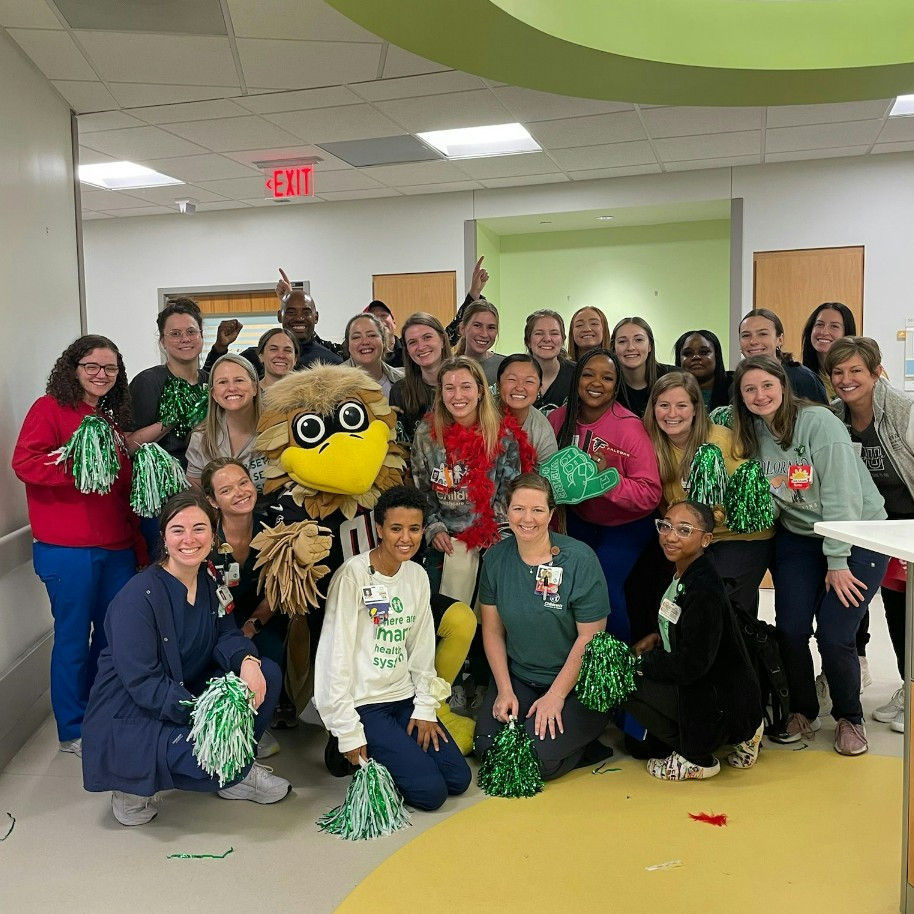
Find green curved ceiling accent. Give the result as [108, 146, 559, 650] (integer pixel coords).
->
[325, 0, 914, 106]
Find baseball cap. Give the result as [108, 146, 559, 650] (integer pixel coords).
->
[365, 300, 393, 317]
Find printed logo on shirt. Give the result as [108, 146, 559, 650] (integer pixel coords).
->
[430, 461, 470, 506]
[372, 607, 416, 670]
[860, 445, 885, 472]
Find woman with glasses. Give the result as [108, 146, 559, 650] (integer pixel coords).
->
[624, 501, 763, 781]
[13, 335, 146, 758]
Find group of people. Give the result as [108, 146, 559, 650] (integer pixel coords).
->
[12, 264, 910, 827]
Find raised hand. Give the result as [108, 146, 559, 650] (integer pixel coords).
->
[215, 319, 243, 351]
[469, 255, 489, 299]
[276, 267, 292, 299]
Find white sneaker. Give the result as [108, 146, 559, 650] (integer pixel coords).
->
[890, 710, 905, 733]
[647, 751, 720, 781]
[816, 673, 832, 718]
[859, 657, 873, 691]
[874, 687, 904, 723]
[111, 791, 158, 826]
[217, 762, 291, 804]
[59, 738, 82, 757]
[255, 729, 280, 760]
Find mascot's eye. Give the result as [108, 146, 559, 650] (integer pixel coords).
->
[292, 413, 327, 446]
[337, 401, 369, 433]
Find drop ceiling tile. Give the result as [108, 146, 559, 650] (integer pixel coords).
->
[398, 181, 482, 194]
[363, 160, 472, 187]
[381, 45, 450, 79]
[7, 29, 96, 80]
[139, 154, 260, 182]
[226, 0, 381, 41]
[109, 84, 240, 107]
[105, 205, 175, 217]
[455, 151, 563, 179]
[130, 98, 250, 125]
[161, 115, 303, 152]
[527, 111, 647, 149]
[479, 173, 572, 188]
[73, 31, 239, 85]
[80, 189, 159, 211]
[57, 0, 227, 34]
[766, 146, 870, 163]
[309, 169, 383, 192]
[117, 183, 228, 204]
[241, 196, 323, 206]
[222, 145, 351, 171]
[52, 80, 117, 112]
[81, 211, 113, 220]
[233, 86, 363, 114]
[317, 188, 402, 201]
[664, 154, 761, 171]
[237, 38, 381, 90]
[641, 106, 763, 138]
[875, 116, 914, 143]
[871, 140, 914, 154]
[351, 71, 486, 101]
[374, 89, 511, 133]
[265, 105, 403, 143]
[194, 175, 273, 198]
[79, 125, 210, 158]
[766, 99, 892, 128]
[492, 86, 633, 122]
[566, 165, 662, 180]
[0, 0, 62, 28]
[194, 200, 253, 211]
[78, 111, 145, 133]
[549, 141, 657, 170]
[77, 146, 118, 165]
[765, 120, 883, 153]
[654, 131, 760, 161]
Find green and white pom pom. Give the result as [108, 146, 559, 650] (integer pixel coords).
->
[575, 632, 640, 712]
[50, 414, 121, 494]
[182, 673, 256, 787]
[724, 460, 775, 534]
[708, 405, 732, 429]
[477, 716, 543, 799]
[130, 443, 189, 517]
[157, 377, 209, 438]
[317, 758, 410, 840]
[686, 443, 728, 508]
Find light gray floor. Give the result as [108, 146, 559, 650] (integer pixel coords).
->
[0, 589, 904, 913]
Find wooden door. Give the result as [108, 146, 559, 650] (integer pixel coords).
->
[753, 246, 864, 356]
[372, 271, 457, 331]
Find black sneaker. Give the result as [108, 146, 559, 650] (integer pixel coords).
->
[324, 734, 357, 778]
[271, 701, 299, 729]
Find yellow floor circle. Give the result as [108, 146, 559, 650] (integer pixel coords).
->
[338, 751, 902, 914]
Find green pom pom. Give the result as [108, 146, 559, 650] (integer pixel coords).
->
[50, 414, 121, 494]
[130, 443, 190, 517]
[317, 758, 411, 840]
[724, 460, 774, 534]
[477, 716, 544, 798]
[686, 443, 728, 508]
[182, 673, 255, 787]
[157, 377, 209, 438]
[708, 405, 732, 429]
[575, 632, 640, 712]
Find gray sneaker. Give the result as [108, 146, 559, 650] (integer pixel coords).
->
[815, 673, 832, 718]
[255, 729, 280, 760]
[111, 791, 158, 826]
[874, 687, 904, 723]
[59, 739, 82, 757]
[217, 763, 291, 804]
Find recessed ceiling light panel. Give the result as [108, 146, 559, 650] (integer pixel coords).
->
[78, 162, 184, 190]
[417, 123, 541, 159]
[596, 215, 614, 221]
[890, 95, 914, 116]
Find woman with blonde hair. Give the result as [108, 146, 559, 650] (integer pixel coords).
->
[341, 311, 404, 398]
[567, 306, 611, 361]
[454, 299, 505, 384]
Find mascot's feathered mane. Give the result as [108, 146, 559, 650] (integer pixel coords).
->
[256, 363, 405, 520]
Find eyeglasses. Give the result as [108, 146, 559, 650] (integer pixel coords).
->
[78, 362, 119, 377]
[165, 328, 201, 340]
[655, 519, 709, 538]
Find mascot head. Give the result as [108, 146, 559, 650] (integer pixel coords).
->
[256, 364, 405, 519]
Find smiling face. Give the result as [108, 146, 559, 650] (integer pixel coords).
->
[529, 316, 564, 362]
[212, 361, 256, 412]
[577, 354, 617, 417]
[404, 324, 444, 370]
[831, 354, 879, 412]
[571, 308, 604, 351]
[498, 361, 540, 415]
[280, 293, 317, 343]
[654, 386, 695, 447]
[77, 347, 119, 406]
[613, 322, 651, 372]
[507, 486, 553, 545]
[658, 502, 712, 567]
[441, 368, 481, 426]
[163, 506, 213, 573]
[375, 506, 424, 567]
[207, 464, 256, 518]
[739, 368, 784, 424]
[347, 317, 385, 369]
[161, 312, 203, 365]
[811, 308, 846, 356]
[679, 333, 716, 385]
[261, 333, 296, 380]
[460, 309, 498, 359]
[739, 316, 782, 359]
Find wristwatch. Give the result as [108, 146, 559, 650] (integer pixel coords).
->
[250, 618, 264, 633]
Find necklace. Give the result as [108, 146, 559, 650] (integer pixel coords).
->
[369, 547, 397, 577]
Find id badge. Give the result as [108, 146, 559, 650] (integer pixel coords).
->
[216, 584, 235, 617]
[224, 562, 241, 586]
[362, 585, 391, 625]
[787, 464, 812, 490]
[659, 598, 681, 625]
[535, 564, 563, 597]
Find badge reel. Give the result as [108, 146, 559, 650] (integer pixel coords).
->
[362, 584, 391, 625]
[224, 561, 241, 586]
[535, 564, 563, 601]
[216, 584, 235, 617]
[659, 598, 681, 625]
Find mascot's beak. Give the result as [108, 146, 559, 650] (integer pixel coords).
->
[280, 419, 390, 495]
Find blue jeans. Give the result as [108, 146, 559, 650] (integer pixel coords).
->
[33, 542, 136, 741]
[772, 527, 887, 724]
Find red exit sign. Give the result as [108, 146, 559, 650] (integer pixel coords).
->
[265, 165, 314, 199]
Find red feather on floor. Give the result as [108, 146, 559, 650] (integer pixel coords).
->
[689, 811, 728, 826]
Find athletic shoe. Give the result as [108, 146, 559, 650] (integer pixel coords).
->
[815, 673, 832, 718]
[874, 687, 905, 723]
[647, 751, 720, 781]
[217, 763, 291, 803]
[59, 739, 82, 757]
[111, 791, 158, 826]
[859, 656, 873, 691]
[768, 712, 821, 744]
[271, 701, 299, 729]
[727, 720, 765, 769]
[890, 710, 905, 733]
[450, 684, 470, 718]
[834, 719, 868, 756]
[256, 729, 280, 760]
[323, 733, 357, 778]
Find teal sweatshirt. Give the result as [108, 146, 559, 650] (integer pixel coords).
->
[755, 406, 886, 570]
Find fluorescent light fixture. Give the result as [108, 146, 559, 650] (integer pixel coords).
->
[596, 215, 614, 221]
[78, 161, 184, 190]
[417, 123, 540, 159]
[890, 95, 914, 116]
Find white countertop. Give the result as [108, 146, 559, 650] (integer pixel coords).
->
[814, 520, 914, 562]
